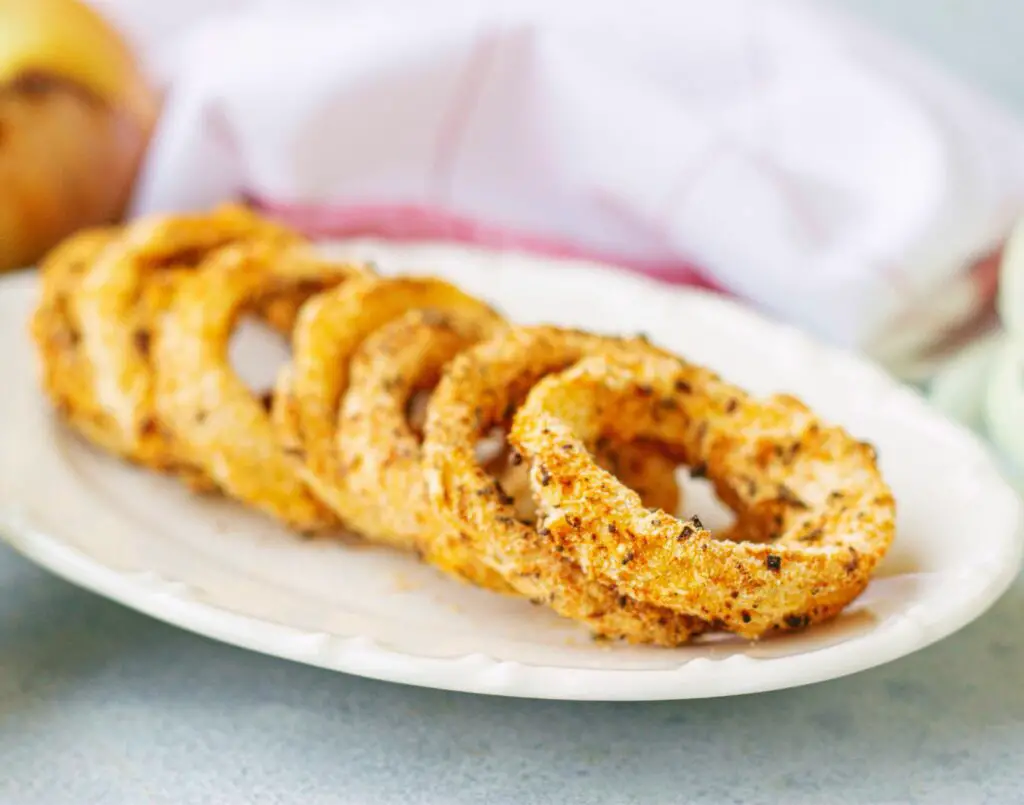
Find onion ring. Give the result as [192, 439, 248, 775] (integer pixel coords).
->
[337, 311, 681, 596]
[337, 309, 504, 550]
[72, 204, 300, 483]
[29, 226, 125, 452]
[272, 276, 507, 533]
[422, 326, 707, 645]
[486, 439, 681, 529]
[336, 309, 511, 592]
[153, 241, 373, 531]
[509, 353, 897, 638]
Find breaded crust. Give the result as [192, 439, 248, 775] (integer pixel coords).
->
[422, 326, 709, 646]
[510, 354, 896, 638]
[153, 241, 373, 531]
[71, 204, 300, 485]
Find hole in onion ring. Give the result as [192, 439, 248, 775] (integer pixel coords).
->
[229, 315, 292, 401]
[154, 241, 373, 530]
[676, 471, 736, 532]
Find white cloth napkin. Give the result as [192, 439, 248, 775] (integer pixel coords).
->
[93, 0, 1024, 378]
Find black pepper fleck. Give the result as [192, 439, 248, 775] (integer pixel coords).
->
[494, 481, 514, 506]
[134, 329, 151, 357]
[777, 485, 808, 509]
[766, 554, 782, 571]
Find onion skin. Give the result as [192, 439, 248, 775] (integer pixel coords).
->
[0, 0, 158, 272]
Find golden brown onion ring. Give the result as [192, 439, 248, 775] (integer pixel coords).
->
[337, 309, 505, 552]
[337, 310, 681, 596]
[273, 276, 507, 532]
[510, 353, 896, 638]
[422, 326, 708, 646]
[29, 226, 124, 452]
[72, 204, 300, 483]
[153, 241, 373, 531]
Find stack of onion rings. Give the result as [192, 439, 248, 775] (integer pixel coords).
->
[153, 240, 373, 531]
[421, 327, 709, 645]
[271, 276, 508, 527]
[30, 206, 896, 647]
[337, 310, 686, 596]
[58, 204, 302, 486]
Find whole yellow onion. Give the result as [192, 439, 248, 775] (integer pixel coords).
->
[0, 0, 158, 271]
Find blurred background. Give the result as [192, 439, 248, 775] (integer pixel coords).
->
[2, 0, 1022, 481]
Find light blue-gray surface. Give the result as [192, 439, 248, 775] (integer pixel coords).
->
[1, 543, 1022, 805]
[3, 4, 1024, 804]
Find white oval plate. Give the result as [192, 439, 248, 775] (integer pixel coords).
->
[1, 243, 1021, 701]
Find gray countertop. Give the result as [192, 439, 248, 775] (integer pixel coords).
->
[1, 544, 1022, 805]
[3, 3, 1024, 803]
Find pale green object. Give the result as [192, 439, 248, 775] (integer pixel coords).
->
[983, 214, 1024, 477]
[927, 213, 1024, 484]
[998, 217, 1024, 345]
[928, 332, 1002, 432]
[983, 339, 1024, 476]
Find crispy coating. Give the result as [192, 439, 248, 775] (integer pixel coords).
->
[272, 276, 508, 532]
[337, 310, 512, 591]
[422, 326, 708, 645]
[153, 241, 373, 531]
[29, 206, 897, 647]
[338, 310, 503, 547]
[487, 440, 681, 526]
[339, 312, 682, 596]
[509, 354, 897, 639]
[71, 204, 301, 484]
[29, 226, 126, 452]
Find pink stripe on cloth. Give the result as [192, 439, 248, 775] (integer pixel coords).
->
[244, 194, 722, 291]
